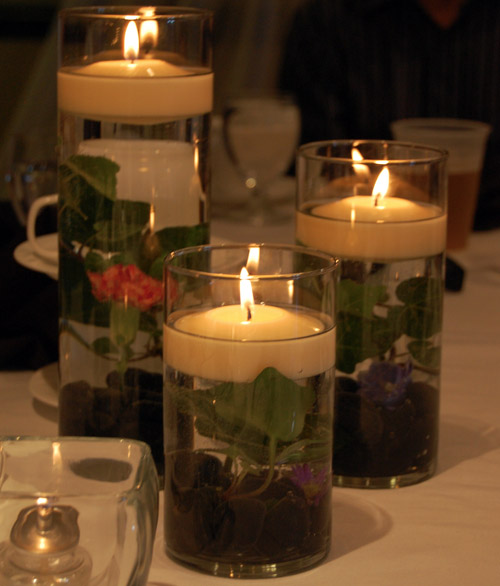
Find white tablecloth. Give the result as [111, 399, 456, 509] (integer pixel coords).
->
[1, 228, 499, 586]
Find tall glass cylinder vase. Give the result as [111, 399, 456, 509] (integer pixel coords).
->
[163, 244, 338, 577]
[296, 141, 447, 488]
[57, 7, 213, 475]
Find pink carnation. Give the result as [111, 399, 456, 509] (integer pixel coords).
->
[87, 264, 163, 312]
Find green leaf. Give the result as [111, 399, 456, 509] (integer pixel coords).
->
[336, 313, 378, 374]
[371, 305, 404, 351]
[213, 367, 315, 443]
[93, 199, 151, 251]
[397, 277, 443, 339]
[149, 255, 167, 281]
[60, 155, 119, 201]
[140, 312, 161, 333]
[146, 224, 210, 279]
[276, 438, 330, 464]
[408, 340, 441, 369]
[167, 367, 316, 458]
[396, 276, 441, 305]
[90, 336, 117, 356]
[155, 223, 210, 253]
[83, 251, 107, 273]
[335, 275, 442, 373]
[336, 306, 403, 374]
[335, 278, 403, 373]
[110, 303, 140, 347]
[59, 185, 115, 252]
[58, 154, 119, 254]
[337, 279, 387, 318]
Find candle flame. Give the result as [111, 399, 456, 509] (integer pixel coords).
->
[372, 167, 390, 207]
[193, 145, 199, 174]
[124, 21, 140, 61]
[240, 267, 254, 321]
[52, 441, 62, 471]
[352, 147, 362, 162]
[350, 205, 356, 225]
[246, 246, 260, 274]
[352, 147, 370, 180]
[149, 203, 156, 232]
[140, 19, 158, 51]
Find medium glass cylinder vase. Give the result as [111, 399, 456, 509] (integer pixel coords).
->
[296, 140, 447, 488]
[163, 244, 338, 577]
[57, 6, 213, 475]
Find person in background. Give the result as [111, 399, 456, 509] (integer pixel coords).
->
[280, 0, 500, 230]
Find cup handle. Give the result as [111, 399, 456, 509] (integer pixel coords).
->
[27, 194, 58, 263]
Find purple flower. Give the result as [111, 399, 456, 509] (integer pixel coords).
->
[357, 360, 412, 409]
[290, 463, 329, 505]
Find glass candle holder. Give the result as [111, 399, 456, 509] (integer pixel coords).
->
[0, 437, 158, 586]
[296, 140, 447, 488]
[163, 243, 338, 577]
[56, 7, 213, 475]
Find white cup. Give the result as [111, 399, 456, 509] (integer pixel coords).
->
[26, 194, 58, 263]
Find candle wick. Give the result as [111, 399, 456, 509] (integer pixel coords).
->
[246, 305, 252, 321]
[374, 194, 379, 207]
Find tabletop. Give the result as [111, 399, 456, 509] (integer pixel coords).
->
[1, 226, 499, 586]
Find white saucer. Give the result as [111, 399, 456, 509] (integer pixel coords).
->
[14, 234, 58, 280]
[29, 362, 59, 408]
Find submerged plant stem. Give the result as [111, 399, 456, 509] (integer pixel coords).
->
[228, 437, 277, 500]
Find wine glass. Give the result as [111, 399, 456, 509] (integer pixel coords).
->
[3, 128, 58, 227]
[222, 93, 300, 226]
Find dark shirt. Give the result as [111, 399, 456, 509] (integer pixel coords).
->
[281, 0, 500, 229]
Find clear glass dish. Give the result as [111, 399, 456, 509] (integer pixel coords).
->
[0, 437, 158, 586]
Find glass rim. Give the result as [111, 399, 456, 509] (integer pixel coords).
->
[59, 6, 213, 20]
[165, 243, 339, 281]
[298, 139, 448, 165]
[0, 436, 156, 498]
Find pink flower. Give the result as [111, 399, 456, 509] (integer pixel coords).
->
[87, 264, 163, 312]
[290, 463, 329, 505]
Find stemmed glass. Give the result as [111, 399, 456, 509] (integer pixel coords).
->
[3, 128, 57, 227]
[222, 93, 300, 226]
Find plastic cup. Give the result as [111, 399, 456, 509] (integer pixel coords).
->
[391, 118, 491, 249]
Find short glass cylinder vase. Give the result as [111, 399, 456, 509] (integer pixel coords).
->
[296, 140, 447, 488]
[57, 7, 213, 475]
[163, 243, 338, 577]
[0, 437, 159, 586]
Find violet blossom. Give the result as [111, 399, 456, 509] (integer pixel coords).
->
[357, 360, 413, 409]
[290, 463, 329, 505]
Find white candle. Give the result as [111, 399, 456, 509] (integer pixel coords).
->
[175, 304, 324, 341]
[165, 262, 334, 382]
[296, 169, 446, 260]
[164, 306, 335, 382]
[57, 20, 213, 123]
[77, 139, 203, 229]
[76, 57, 184, 78]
